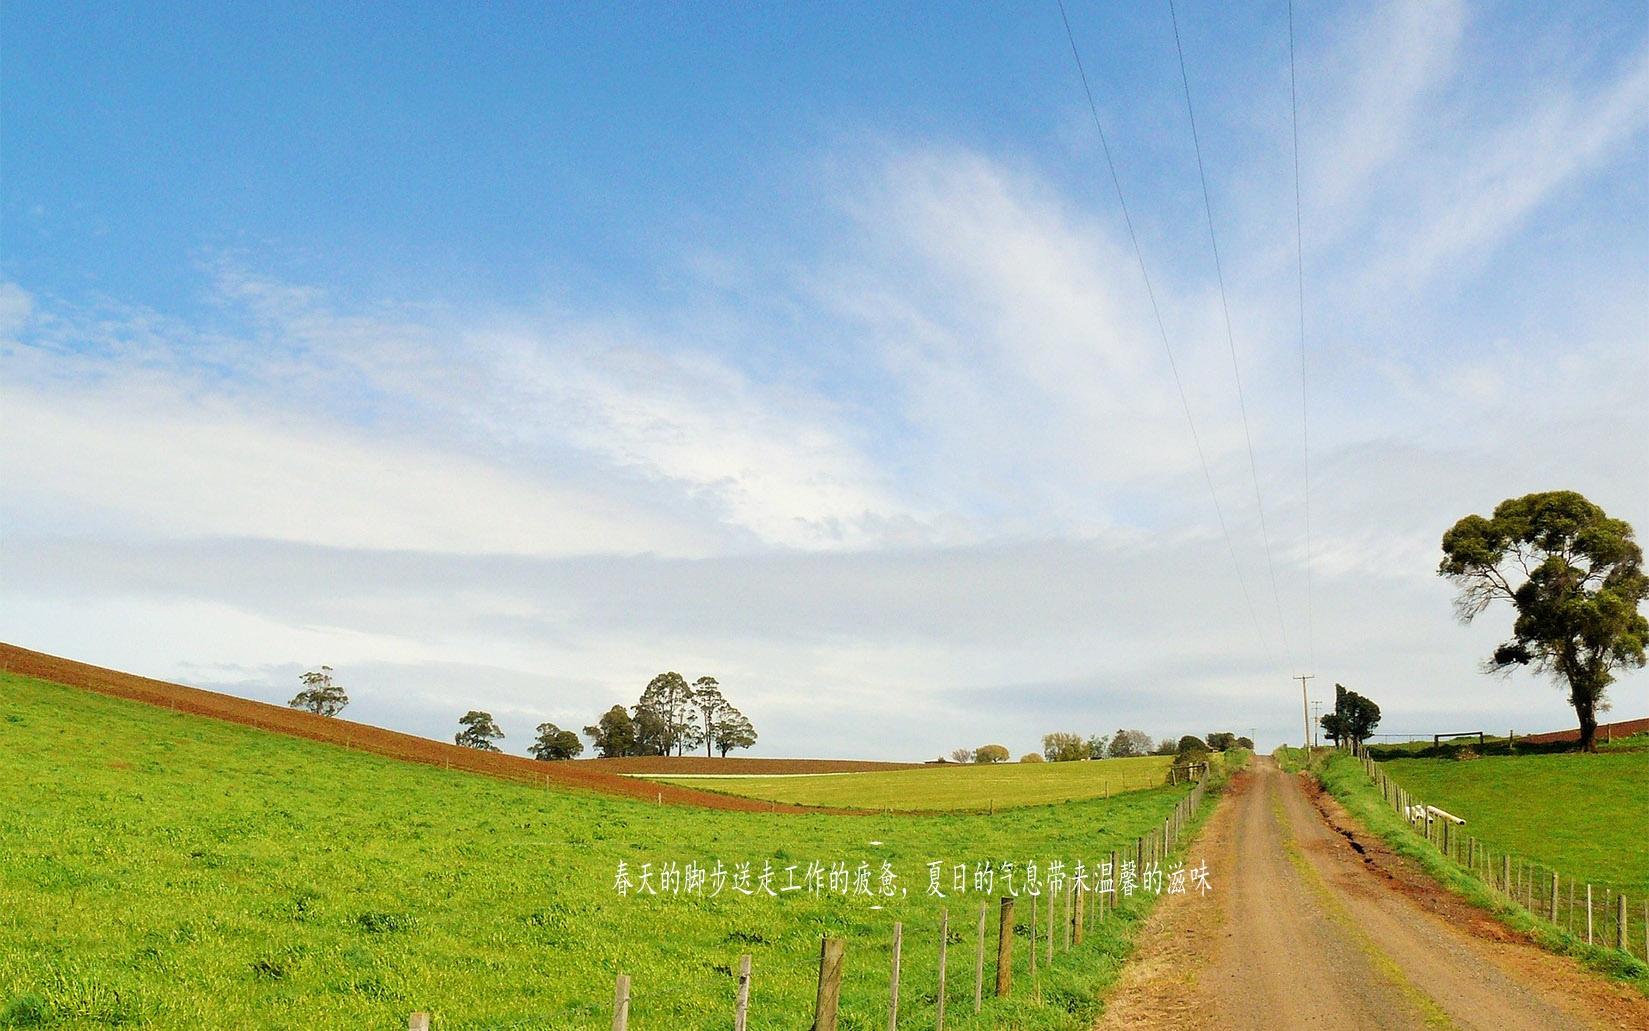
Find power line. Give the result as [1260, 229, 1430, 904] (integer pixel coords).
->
[1288, 0, 1315, 673]
[1055, 0, 1276, 669]
[1166, 0, 1293, 667]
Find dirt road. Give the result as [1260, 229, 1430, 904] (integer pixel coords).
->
[1099, 757, 1649, 1030]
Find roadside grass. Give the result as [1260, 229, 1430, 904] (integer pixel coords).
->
[1379, 751, 1648, 896]
[0, 672, 1220, 1029]
[646, 755, 1178, 811]
[1288, 749, 1649, 995]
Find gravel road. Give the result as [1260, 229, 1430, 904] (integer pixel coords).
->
[1097, 757, 1649, 1029]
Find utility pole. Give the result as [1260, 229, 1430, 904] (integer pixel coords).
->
[1310, 701, 1321, 750]
[1294, 674, 1315, 750]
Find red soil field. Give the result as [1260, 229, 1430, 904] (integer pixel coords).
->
[1520, 716, 1649, 745]
[0, 642, 864, 814]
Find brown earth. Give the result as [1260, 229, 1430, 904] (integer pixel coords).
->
[591, 755, 927, 775]
[0, 643, 871, 814]
[1520, 716, 1649, 746]
[1097, 757, 1649, 1030]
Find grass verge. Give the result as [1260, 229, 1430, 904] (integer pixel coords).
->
[1293, 749, 1649, 996]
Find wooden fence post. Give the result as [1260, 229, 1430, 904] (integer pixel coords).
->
[1064, 883, 1074, 951]
[1074, 885, 1085, 946]
[1502, 855, 1512, 896]
[1586, 884, 1594, 945]
[409, 1014, 430, 1031]
[887, 921, 903, 1031]
[936, 908, 949, 1031]
[612, 974, 631, 1031]
[1046, 882, 1055, 963]
[995, 897, 1015, 998]
[1618, 893, 1628, 952]
[973, 901, 986, 1014]
[1549, 872, 1559, 922]
[813, 938, 845, 1031]
[734, 954, 752, 1031]
[1029, 894, 1037, 980]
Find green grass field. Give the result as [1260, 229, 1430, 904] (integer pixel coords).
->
[1294, 749, 1648, 991]
[1381, 751, 1649, 896]
[646, 754, 1177, 811]
[0, 673, 1211, 1029]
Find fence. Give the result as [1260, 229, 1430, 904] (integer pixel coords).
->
[1350, 744, 1644, 963]
[406, 773, 1213, 1029]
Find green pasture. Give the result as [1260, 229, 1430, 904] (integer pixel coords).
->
[0, 673, 1210, 1030]
[1380, 751, 1649, 896]
[645, 754, 1178, 811]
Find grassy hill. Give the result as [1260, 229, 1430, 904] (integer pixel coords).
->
[646, 755, 1178, 811]
[1381, 751, 1649, 895]
[0, 672, 1210, 1029]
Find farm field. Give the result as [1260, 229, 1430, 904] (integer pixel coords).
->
[647, 754, 1180, 811]
[0, 673, 1206, 1029]
[1381, 751, 1649, 895]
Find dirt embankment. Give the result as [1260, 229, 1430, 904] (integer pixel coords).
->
[1097, 757, 1648, 1029]
[0, 643, 865, 814]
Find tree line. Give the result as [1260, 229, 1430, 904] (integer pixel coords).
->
[582, 672, 756, 758]
[287, 668, 757, 761]
[947, 729, 1253, 766]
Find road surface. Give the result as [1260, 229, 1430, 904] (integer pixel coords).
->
[1098, 757, 1649, 1029]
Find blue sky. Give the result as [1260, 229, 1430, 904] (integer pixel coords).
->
[3, 1, 1647, 757]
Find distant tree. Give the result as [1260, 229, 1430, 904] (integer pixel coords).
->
[1041, 732, 1086, 762]
[529, 722, 583, 761]
[630, 703, 669, 755]
[1086, 734, 1110, 759]
[1235, 736, 1255, 750]
[1152, 737, 1177, 756]
[691, 676, 730, 758]
[1107, 729, 1152, 758]
[1019, 752, 1044, 763]
[1176, 735, 1210, 759]
[949, 747, 976, 764]
[454, 710, 504, 751]
[288, 666, 348, 717]
[1440, 491, 1647, 752]
[584, 705, 638, 758]
[974, 744, 1010, 764]
[637, 672, 701, 756]
[711, 708, 757, 757]
[1206, 731, 1237, 751]
[1319, 709, 1346, 746]
[1321, 684, 1381, 748]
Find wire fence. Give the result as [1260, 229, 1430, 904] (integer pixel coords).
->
[1351, 744, 1645, 962]
[406, 774, 1215, 1029]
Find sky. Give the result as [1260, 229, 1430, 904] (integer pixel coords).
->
[3, 0, 1647, 759]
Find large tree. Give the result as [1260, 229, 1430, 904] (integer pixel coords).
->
[529, 722, 583, 761]
[1440, 491, 1647, 752]
[691, 676, 730, 758]
[288, 666, 348, 717]
[1041, 731, 1086, 762]
[584, 705, 638, 758]
[1107, 729, 1152, 758]
[1320, 684, 1380, 747]
[454, 710, 504, 751]
[710, 708, 757, 757]
[636, 672, 700, 756]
